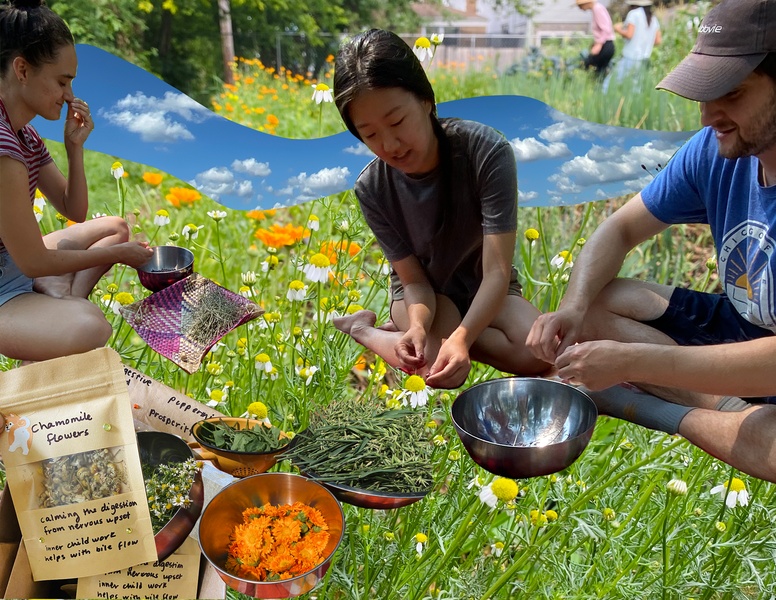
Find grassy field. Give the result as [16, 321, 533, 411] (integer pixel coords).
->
[4, 4, 776, 598]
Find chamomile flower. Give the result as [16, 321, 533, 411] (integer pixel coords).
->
[207, 210, 227, 222]
[111, 161, 124, 179]
[551, 250, 573, 270]
[667, 479, 688, 496]
[311, 83, 333, 104]
[710, 477, 749, 508]
[241, 271, 257, 286]
[34, 190, 46, 209]
[154, 209, 170, 226]
[182, 223, 200, 240]
[430, 32, 444, 45]
[414, 532, 428, 555]
[413, 36, 433, 62]
[33, 205, 43, 222]
[307, 215, 320, 231]
[295, 360, 318, 385]
[478, 484, 498, 508]
[287, 279, 307, 301]
[402, 375, 429, 408]
[262, 255, 279, 272]
[490, 541, 505, 557]
[302, 253, 332, 283]
[254, 353, 273, 373]
[92, 212, 107, 219]
[525, 228, 539, 243]
[246, 401, 271, 426]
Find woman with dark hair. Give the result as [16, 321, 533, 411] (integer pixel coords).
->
[332, 29, 549, 389]
[605, 0, 662, 91]
[0, 0, 153, 362]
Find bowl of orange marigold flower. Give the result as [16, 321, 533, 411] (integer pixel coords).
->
[198, 472, 344, 598]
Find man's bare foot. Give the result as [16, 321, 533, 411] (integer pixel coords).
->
[33, 273, 75, 299]
[333, 310, 377, 338]
[377, 321, 399, 332]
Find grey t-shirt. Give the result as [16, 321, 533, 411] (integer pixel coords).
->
[355, 118, 517, 312]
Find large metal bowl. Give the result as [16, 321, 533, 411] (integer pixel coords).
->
[198, 473, 344, 599]
[191, 417, 293, 477]
[137, 245, 194, 292]
[451, 377, 597, 479]
[137, 431, 204, 561]
[302, 473, 428, 510]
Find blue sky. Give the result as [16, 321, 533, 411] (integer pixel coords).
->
[32, 44, 695, 211]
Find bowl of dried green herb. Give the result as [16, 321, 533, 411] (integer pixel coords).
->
[137, 431, 204, 561]
[452, 377, 597, 479]
[282, 399, 433, 509]
[191, 417, 294, 477]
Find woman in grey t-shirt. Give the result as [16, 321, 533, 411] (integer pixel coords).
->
[331, 29, 549, 388]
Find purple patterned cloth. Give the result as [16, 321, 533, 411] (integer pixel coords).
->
[120, 273, 263, 373]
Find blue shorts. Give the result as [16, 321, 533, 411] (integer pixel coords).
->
[0, 251, 34, 307]
[642, 287, 775, 403]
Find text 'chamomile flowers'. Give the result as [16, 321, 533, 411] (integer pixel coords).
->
[402, 374, 429, 409]
[311, 83, 333, 104]
[303, 252, 332, 283]
[413, 36, 433, 62]
[154, 209, 170, 226]
[710, 477, 749, 508]
[182, 223, 200, 240]
[478, 477, 519, 509]
[207, 210, 227, 222]
[287, 279, 308, 302]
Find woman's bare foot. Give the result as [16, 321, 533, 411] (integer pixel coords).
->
[333, 310, 377, 341]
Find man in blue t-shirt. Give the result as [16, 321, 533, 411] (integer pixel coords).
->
[527, 0, 776, 483]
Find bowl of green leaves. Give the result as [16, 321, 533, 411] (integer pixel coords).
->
[191, 417, 294, 477]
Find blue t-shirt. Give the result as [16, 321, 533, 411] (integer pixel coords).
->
[641, 126, 776, 333]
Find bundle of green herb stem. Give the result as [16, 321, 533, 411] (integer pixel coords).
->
[197, 419, 287, 453]
[284, 398, 433, 494]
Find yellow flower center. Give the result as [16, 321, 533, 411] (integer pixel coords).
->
[309, 253, 331, 268]
[405, 375, 426, 393]
[247, 401, 268, 419]
[727, 477, 746, 492]
[414, 532, 427, 543]
[111, 161, 123, 171]
[156, 209, 169, 217]
[545, 509, 558, 521]
[255, 353, 271, 363]
[185, 223, 198, 231]
[414, 36, 431, 49]
[314, 83, 330, 92]
[491, 478, 518, 502]
[209, 389, 224, 401]
[106, 283, 119, 294]
[114, 292, 135, 305]
[525, 228, 539, 241]
[289, 279, 305, 291]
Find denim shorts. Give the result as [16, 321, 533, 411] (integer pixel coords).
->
[642, 287, 775, 403]
[0, 251, 34, 307]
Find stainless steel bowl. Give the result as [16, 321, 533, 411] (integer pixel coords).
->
[137, 431, 204, 561]
[198, 473, 344, 599]
[137, 245, 194, 292]
[303, 473, 428, 510]
[451, 377, 597, 479]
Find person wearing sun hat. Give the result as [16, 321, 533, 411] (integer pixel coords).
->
[604, 0, 662, 91]
[527, 0, 776, 483]
[576, 0, 616, 78]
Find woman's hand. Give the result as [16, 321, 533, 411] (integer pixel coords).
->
[426, 335, 471, 389]
[115, 241, 154, 268]
[63, 98, 94, 149]
[395, 325, 427, 371]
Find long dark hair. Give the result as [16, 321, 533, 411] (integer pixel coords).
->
[643, 6, 654, 27]
[333, 29, 439, 142]
[0, 0, 74, 77]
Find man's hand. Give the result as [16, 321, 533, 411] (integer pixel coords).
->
[425, 336, 471, 389]
[526, 306, 586, 364]
[555, 340, 634, 390]
[395, 325, 427, 372]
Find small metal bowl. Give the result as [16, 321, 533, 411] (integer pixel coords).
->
[137, 245, 194, 292]
[191, 417, 292, 478]
[451, 377, 597, 479]
[137, 431, 204, 561]
[198, 473, 344, 599]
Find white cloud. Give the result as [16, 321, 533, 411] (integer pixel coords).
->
[540, 110, 625, 144]
[190, 167, 252, 201]
[518, 189, 539, 203]
[99, 91, 214, 143]
[511, 137, 571, 162]
[232, 158, 271, 177]
[343, 143, 375, 157]
[287, 166, 351, 200]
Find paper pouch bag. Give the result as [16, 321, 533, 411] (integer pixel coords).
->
[0, 348, 157, 581]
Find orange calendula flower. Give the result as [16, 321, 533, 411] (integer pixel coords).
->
[143, 172, 163, 186]
[319, 240, 363, 264]
[225, 501, 329, 582]
[246, 209, 268, 221]
[254, 223, 308, 248]
[166, 187, 202, 208]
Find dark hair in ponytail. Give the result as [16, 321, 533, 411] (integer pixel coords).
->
[0, 0, 74, 76]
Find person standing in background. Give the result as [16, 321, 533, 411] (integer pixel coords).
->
[577, 0, 616, 79]
[605, 0, 662, 91]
